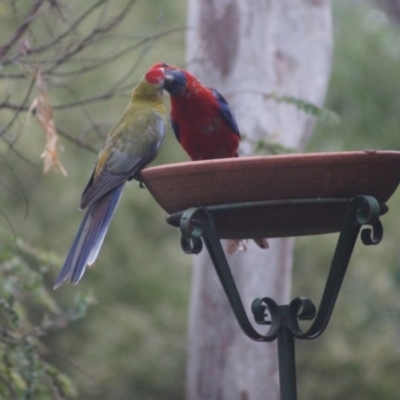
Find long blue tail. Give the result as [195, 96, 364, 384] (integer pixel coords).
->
[54, 184, 124, 289]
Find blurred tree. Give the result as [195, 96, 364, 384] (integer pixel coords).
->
[375, 0, 400, 23]
[184, 0, 332, 399]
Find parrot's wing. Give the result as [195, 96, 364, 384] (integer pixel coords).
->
[80, 150, 150, 209]
[210, 88, 241, 138]
[81, 114, 165, 209]
[170, 117, 180, 143]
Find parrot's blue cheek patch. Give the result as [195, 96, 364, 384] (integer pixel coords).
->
[164, 70, 187, 96]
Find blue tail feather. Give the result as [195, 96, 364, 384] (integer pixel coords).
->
[54, 184, 124, 289]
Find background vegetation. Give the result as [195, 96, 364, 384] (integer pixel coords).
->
[0, 0, 399, 399]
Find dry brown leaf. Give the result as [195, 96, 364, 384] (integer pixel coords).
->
[225, 238, 269, 255]
[29, 69, 67, 176]
[225, 239, 248, 255]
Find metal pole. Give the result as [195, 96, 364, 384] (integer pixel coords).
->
[277, 306, 297, 400]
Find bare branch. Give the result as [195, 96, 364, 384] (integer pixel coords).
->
[0, 0, 46, 59]
[43, 0, 137, 74]
[0, 0, 107, 66]
[0, 76, 36, 138]
[57, 127, 98, 154]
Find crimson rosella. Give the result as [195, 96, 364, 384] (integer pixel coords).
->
[54, 66, 167, 288]
[154, 62, 240, 160]
[158, 62, 268, 252]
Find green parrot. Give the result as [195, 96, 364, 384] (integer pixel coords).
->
[54, 66, 167, 289]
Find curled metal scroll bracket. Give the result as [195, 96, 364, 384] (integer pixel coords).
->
[287, 297, 317, 338]
[180, 236, 203, 254]
[251, 297, 281, 340]
[360, 220, 383, 246]
[350, 195, 384, 246]
[178, 208, 279, 342]
[179, 208, 205, 254]
[252, 297, 317, 339]
[351, 195, 381, 224]
[175, 195, 386, 343]
[196, 211, 280, 342]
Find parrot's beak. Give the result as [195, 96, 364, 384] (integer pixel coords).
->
[163, 70, 186, 95]
[164, 71, 174, 85]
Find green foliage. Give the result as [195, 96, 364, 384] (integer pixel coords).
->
[241, 133, 297, 156]
[270, 93, 341, 126]
[0, 228, 94, 399]
[242, 94, 340, 156]
[310, 0, 400, 152]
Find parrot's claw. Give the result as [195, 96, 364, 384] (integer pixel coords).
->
[129, 172, 146, 188]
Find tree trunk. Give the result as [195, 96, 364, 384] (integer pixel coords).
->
[185, 1, 332, 399]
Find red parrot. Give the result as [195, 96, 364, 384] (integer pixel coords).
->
[152, 62, 240, 161]
[54, 66, 167, 289]
[154, 62, 268, 252]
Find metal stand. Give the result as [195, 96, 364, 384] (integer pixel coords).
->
[167, 195, 385, 400]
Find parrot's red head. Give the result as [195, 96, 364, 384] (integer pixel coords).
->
[151, 62, 176, 71]
[151, 63, 188, 95]
[144, 67, 165, 85]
